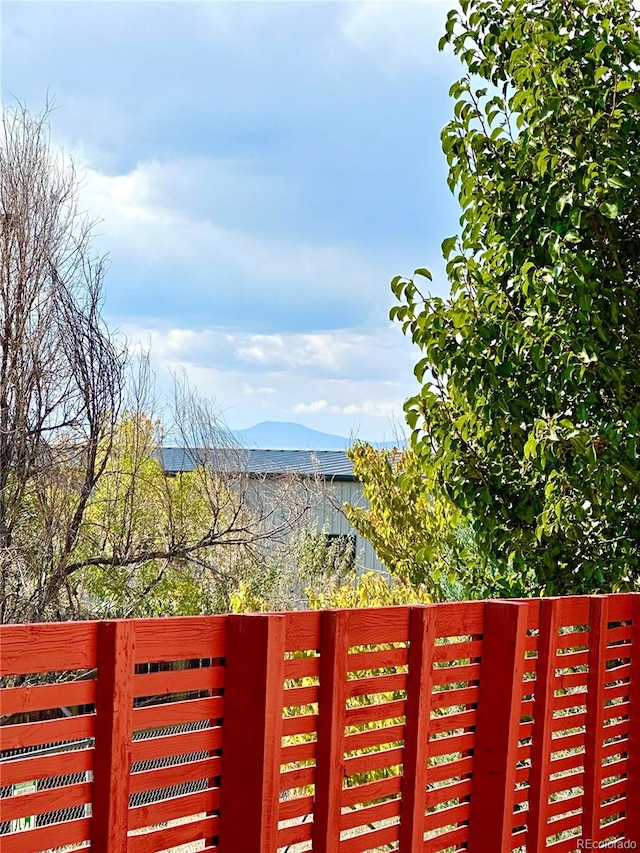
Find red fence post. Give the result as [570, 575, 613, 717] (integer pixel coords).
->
[583, 595, 609, 845]
[527, 597, 560, 853]
[398, 604, 436, 852]
[468, 600, 528, 853]
[217, 613, 285, 853]
[626, 594, 640, 843]
[313, 609, 350, 853]
[91, 620, 135, 853]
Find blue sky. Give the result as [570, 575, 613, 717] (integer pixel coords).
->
[2, 0, 460, 442]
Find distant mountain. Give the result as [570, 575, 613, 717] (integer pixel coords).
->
[233, 421, 404, 451]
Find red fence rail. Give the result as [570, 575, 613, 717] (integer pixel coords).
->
[1, 594, 639, 852]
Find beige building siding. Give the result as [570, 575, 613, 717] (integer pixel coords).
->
[247, 476, 386, 573]
[160, 447, 387, 574]
[306, 479, 385, 573]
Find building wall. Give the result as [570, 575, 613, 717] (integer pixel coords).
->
[238, 474, 386, 574]
[301, 479, 385, 573]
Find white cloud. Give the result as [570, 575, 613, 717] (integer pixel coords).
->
[293, 400, 329, 414]
[336, 399, 403, 418]
[117, 321, 418, 440]
[79, 156, 390, 327]
[119, 324, 417, 382]
[242, 384, 277, 396]
[339, 1, 452, 75]
[236, 333, 343, 371]
[293, 398, 404, 419]
[85, 154, 287, 227]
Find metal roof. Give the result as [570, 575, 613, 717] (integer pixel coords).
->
[160, 448, 356, 480]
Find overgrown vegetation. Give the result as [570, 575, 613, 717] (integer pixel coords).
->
[0, 106, 315, 623]
[346, 443, 497, 601]
[391, 0, 640, 595]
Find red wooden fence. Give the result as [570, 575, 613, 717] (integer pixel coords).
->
[1, 595, 639, 852]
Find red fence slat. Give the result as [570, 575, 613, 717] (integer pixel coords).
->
[91, 620, 135, 853]
[128, 787, 220, 830]
[528, 597, 562, 852]
[468, 600, 529, 853]
[0, 623, 97, 676]
[0, 817, 91, 853]
[398, 604, 436, 851]
[217, 613, 285, 853]
[128, 815, 219, 853]
[313, 608, 350, 853]
[133, 615, 225, 662]
[627, 594, 640, 844]
[0, 713, 94, 750]
[0, 745, 93, 787]
[583, 595, 609, 844]
[0, 780, 92, 823]
[0, 680, 96, 716]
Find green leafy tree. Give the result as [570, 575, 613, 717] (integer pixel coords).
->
[392, 0, 640, 595]
[78, 414, 235, 617]
[346, 443, 494, 600]
[304, 568, 432, 610]
[75, 411, 311, 618]
[230, 524, 356, 613]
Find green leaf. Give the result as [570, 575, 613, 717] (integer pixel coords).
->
[414, 268, 433, 281]
[441, 236, 457, 258]
[607, 175, 627, 189]
[390, 275, 404, 298]
[599, 201, 619, 219]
